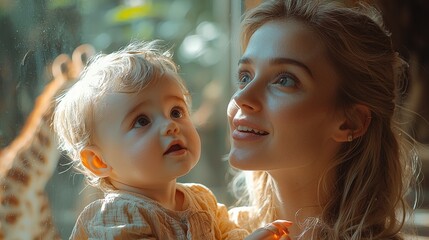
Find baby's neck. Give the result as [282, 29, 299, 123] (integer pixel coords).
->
[171, 189, 185, 211]
[110, 179, 184, 211]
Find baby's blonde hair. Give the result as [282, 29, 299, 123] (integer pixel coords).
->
[231, 0, 420, 239]
[53, 40, 190, 191]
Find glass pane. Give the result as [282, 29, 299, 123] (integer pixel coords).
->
[1, 0, 235, 238]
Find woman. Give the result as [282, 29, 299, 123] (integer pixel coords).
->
[227, 0, 420, 239]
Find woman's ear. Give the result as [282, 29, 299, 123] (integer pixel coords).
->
[80, 146, 111, 177]
[332, 104, 372, 142]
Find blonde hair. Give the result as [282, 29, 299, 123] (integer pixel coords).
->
[231, 0, 420, 239]
[53, 40, 190, 191]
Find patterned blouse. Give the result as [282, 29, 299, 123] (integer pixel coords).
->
[69, 183, 249, 240]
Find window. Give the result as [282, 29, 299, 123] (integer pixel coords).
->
[1, 0, 237, 238]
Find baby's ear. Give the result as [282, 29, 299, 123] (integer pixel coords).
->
[80, 147, 111, 177]
[332, 104, 372, 142]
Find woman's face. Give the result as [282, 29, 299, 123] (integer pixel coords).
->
[227, 20, 344, 171]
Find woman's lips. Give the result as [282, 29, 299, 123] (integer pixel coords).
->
[236, 125, 268, 135]
[231, 118, 269, 141]
[232, 125, 269, 141]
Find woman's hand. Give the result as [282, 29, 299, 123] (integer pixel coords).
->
[245, 220, 292, 240]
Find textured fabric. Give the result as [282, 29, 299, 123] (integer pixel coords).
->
[228, 206, 254, 233]
[70, 183, 249, 240]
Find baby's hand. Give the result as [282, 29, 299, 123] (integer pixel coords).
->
[245, 220, 292, 240]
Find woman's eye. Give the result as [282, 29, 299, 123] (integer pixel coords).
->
[237, 72, 252, 87]
[171, 107, 184, 119]
[275, 74, 299, 88]
[133, 115, 151, 128]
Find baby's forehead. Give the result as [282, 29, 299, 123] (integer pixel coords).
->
[107, 71, 183, 92]
[102, 73, 187, 101]
[95, 78, 188, 115]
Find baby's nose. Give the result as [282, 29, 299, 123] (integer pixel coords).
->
[162, 120, 179, 136]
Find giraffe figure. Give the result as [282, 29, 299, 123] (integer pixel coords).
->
[0, 44, 95, 240]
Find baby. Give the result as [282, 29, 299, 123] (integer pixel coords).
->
[53, 40, 290, 239]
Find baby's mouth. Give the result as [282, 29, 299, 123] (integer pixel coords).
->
[164, 144, 186, 155]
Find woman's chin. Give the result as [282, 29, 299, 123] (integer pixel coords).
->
[228, 151, 259, 171]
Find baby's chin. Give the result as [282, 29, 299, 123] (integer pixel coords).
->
[175, 157, 200, 177]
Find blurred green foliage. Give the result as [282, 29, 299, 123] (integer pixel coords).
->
[0, 0, 226, 147]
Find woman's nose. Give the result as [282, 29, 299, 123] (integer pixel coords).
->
[232, 81, 262, 112]
[162, 120, 179, 136]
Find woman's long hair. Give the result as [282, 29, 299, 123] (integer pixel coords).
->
[230, 0, 420, 239]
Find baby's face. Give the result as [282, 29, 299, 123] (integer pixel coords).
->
[92, 73, 201, 193]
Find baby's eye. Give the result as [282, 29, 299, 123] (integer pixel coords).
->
[133, 115, 151, 128]
[171, 107, 185, 119]
[237, 72, 252, 87]
[275, 73, 299, 88]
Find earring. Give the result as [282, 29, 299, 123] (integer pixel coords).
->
[347, 134, 353, 142]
